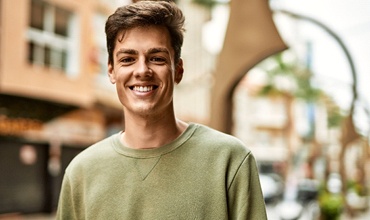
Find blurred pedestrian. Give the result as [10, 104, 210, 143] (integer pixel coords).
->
[56, 0, 266, 219]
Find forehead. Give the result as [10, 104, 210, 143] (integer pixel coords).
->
[115, 26, 173, 52]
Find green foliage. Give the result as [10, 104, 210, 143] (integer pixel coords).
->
[326, 99, 344, 128]
[255, 51, 344, 128]
[294, 70, 322, 101]
[258, 84, 279, 97]
[257, 52, 322, 102]
[347, 179, 366, 196]
[192, 0, 218, 8]
[319, 191, 344, 220]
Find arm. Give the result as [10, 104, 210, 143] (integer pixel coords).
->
[227, 152, 268, 220]
[56, 173, 81, 220]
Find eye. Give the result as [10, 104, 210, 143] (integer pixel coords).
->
[150, 56, 166, 64]
[119, 57, 135, 65]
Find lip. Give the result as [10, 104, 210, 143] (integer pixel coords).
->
[128, 84, 159, 94]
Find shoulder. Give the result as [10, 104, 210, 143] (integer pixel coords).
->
[189, 123, 252, 159]
[65, 133, 118, 174]
[188, 124, 259, 186]
[193, 124, 249, 151]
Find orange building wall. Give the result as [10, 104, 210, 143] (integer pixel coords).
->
[0, 0, 98, 107]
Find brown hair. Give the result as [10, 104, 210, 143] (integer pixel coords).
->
[105, 0, 185, 65]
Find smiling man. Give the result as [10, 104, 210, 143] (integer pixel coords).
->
[108, 25, 187, 145]
[56, 0, 267, 219]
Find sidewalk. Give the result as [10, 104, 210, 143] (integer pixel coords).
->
[22, 214, 55, 220]
[0, 213, 55, 220]
[2, 208, 369, 220]
[341, 209, 370, 220]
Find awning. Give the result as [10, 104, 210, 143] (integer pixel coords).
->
[0, 94, 77, 122]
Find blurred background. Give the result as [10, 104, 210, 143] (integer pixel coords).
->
[0, 0, 369, 219]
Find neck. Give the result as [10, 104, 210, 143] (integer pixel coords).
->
[121, 109, 188, 149]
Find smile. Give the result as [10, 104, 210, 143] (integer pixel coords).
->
[131, 85, 158, 92]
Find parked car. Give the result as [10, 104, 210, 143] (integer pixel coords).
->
[297, 178, 319, 204]
[259, 173, 284, 204]
[276, 199, 303, 220]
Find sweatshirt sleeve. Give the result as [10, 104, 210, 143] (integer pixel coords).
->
[56, 173, 81, 220]
[227, 152, 268, 220]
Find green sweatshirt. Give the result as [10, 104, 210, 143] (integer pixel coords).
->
[57, 123, 267, 220]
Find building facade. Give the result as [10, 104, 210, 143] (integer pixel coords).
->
[0, 0, 122, 214]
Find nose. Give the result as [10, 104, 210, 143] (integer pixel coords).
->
[133, 59, 152, 78]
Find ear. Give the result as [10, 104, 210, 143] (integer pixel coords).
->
[107, 62, 116, 84]
[174, 59, 184, 84]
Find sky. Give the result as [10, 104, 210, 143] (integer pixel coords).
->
[271, 0, 370, 134]
[203, 0, 370, 134]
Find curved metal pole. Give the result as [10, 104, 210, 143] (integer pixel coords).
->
[274, 10, 358, 114]
[274, 11, 364, 212]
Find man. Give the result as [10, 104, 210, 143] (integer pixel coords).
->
[57, 0, 267, 219]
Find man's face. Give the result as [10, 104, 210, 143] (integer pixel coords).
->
[108, 26, 183, 118]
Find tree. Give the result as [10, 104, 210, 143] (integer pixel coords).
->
[252, 51, 325, 181]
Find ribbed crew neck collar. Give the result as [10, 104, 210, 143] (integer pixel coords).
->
[111, 123, 198, 158]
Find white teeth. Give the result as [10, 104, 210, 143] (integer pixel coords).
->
[133, 86, 153, 92]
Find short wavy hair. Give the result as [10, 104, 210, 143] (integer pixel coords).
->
[105, 0, 185, 65]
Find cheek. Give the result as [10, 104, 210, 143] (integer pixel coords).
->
[115, 83, 127, 101]
[115, 77, 127, 92]
[114, 72, 132, 96]
[113, 68, 130, 83]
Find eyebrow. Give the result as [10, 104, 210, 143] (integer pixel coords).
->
[147, 47, 170, 55]
[115, 48, 137, 57]
[115, 47, 170, 57]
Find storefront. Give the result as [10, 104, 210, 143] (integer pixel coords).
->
[0, 95, 113, 214]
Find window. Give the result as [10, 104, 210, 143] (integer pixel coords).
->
[27, 0, 79, 76]
[93, 14, 108, 76]
[0, 0, 2, 57]
[93, 13, 113, 90]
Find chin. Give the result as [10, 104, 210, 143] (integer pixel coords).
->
[131, 105, 156, 116]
